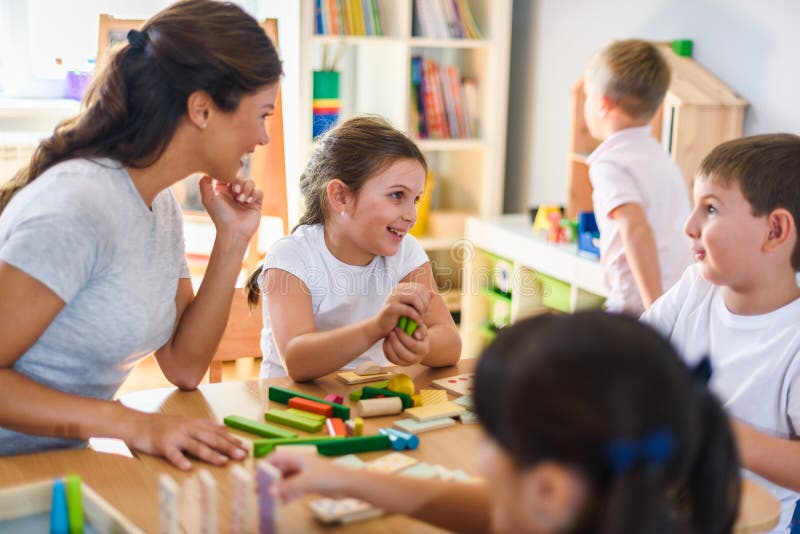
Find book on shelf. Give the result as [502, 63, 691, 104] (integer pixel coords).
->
[411, 55, 478, 139]
[315, 0, 382, 36]
[413, 0, 483, 39]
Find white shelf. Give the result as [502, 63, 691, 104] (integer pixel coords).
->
[415, 138, 486, 151]
[311, 35, 405, 46]
[409, 37, 491, 49]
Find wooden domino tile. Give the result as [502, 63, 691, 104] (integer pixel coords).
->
[404, 401, 466, 422]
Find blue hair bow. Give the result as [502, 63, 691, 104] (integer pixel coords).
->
[606, 429, 674, 474]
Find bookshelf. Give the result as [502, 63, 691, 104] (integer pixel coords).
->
[297, 0, 513, 314]
[566, 44, 748, 217]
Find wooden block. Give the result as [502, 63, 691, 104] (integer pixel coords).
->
[288, 397, 334, 418]
[394, 417, 456, 434]
[316, 435, 391, 456]
[158, 474, 180, 534]
[253, 436, 345, 457]
[286, 408, 325, 423]
[387, 374, 415, 396]
[366, 452, 418, 474]
[412, 394, 422, 407]
[65, 474, 83, 534]
[325, 418, 347, 437]
[224, 415, 298, 439]
[354, 361, 382, 375]
[349, 389, 363, 402]
[324, 394, 344, 404]
[264, 409, 324, 433]
[459, 411, 480, 425]
[378, 428, 407, 450]
[404, 401, 465, 422]
[345, 417, 364, 436]
[430, 373, 475, 396]
[308, 498, 382, 525]
[256, 461, 282, 534]
[333, 454, 366, 470]
[357, 397, 403, 418]
[398, 462, 439, 479]
[419, 389, 448, 405]
[453, 395, 473, 409]
[381, 427, 419, 450]
[268, 386, 350, 419]
[229, 465, 254, 534]
[196, 470, 217, 534]
[361, 387, 413, 409]
[51, 479, 69, 534]
[336, 371, 392, 385]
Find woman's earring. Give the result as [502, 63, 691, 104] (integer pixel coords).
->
[340, 210, 345, 217]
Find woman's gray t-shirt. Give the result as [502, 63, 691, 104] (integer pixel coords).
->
[0, 158, 189, 455]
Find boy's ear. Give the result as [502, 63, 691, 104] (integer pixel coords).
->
[763, 208, 795, 252]
[326, 179, 352, 214]
[599, 94, 615, 116]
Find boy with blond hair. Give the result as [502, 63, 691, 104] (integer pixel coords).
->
[643, 134, 800, 530]
[584, 39, 691, 315]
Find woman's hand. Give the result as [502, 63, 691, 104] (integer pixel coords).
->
[372, 283, 432, 338]
[125, 411, 248, 470]
[383, 323, 430, 366]
[267, 449, 353, 502]
[199, 175, 264, 244]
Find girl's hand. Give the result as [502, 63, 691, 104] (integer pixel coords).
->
[198, 175, 264, 243]
[267, 449, 352, 502]
[125, 412, 247, 471]
[383, 323, 430, 366]
[373, 284, 432, 338]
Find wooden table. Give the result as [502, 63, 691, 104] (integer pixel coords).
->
[0, 360, 781, 533]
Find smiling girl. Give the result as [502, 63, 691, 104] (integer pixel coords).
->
[0, 0, 282, 469]
[246, 116, 461, 380]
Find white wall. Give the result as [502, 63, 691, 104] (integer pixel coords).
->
[505, 0, 800, 212]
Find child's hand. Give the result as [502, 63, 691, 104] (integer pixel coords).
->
[198, 175, 264, 244]
[373, 283, 432, 338]
[125, 412, 248, 471]
[383, 323, 430, 366]
[267, 449, 352, 502]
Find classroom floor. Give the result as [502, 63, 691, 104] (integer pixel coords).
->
[115, 355, 262, 397]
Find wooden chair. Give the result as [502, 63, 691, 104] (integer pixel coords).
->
[208, 289, 263, 383]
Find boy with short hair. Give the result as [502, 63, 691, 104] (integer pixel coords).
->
[584, 39, 692, 315]
[643, 134, 800, 530]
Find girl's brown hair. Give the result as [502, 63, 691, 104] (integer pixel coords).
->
[246, 115, 427, 306]
[0, 0, 282, 215]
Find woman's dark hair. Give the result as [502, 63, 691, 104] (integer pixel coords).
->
[0, 0, 282, 215]
[474, 311, 740, 534]
[245, 115, 427, 306]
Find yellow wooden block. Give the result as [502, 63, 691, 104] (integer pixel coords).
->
[404, 401, 466, 422]
[336, 371, 392, 385]
[412, 394, 422, 407]
[420, 389, 448, 406]
[387, 374, 415, 396]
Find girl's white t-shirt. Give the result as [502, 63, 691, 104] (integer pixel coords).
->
[259, 223, 429, 377]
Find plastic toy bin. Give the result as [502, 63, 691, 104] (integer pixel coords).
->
[538, 272, 571, 313]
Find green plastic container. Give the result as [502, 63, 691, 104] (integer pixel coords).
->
[538, 272, 571, 313]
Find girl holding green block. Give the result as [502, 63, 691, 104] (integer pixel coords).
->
[246, 116, 461, 380]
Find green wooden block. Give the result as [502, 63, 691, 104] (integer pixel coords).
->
[253, 436, 345, 457]
[286, 408, 326, 422]
[65, 474, 83, 534]
[316, 435, 392, 456]
[372, 380, 389, 389]
[349, 389, 363, 402]
[361, 386, 413, 409]
[265, 409, 324, 433]
[672, 39, 693, 57]
[224, 415, 298, 439]
[398, 316, 408, 331]
[404, 318, 418, 336]
[268, 386, 350, 419]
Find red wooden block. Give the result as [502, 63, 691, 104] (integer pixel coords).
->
[288, 397, 334, 417]
[324, 394, 344, 404]
[325, 417, 347, 437]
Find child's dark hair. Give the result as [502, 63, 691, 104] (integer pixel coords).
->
[246, 115, 427, 306]
[474, 311, 740, 534]
[585, 39, 671, 120]
[0, 0, 282, 216]
[699, 133, 800, 269]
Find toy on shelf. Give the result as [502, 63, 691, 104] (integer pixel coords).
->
[577, 212, 600, 259]
[531, 204, 563, 238]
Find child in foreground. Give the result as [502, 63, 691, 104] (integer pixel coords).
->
[247, 116, 460, 380]
[268, 311, 740, 533]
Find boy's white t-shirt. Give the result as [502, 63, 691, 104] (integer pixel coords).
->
[588, 125, 692, 315]
[642, 263, 800, 531]
[259, 223, 429, 377]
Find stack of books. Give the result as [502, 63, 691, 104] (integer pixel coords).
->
[412, 0, 483, 39]
[315, 0, 383, 36]
[410, 55, 479, 139]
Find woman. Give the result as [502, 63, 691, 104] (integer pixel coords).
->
[0, 0, 282, 470]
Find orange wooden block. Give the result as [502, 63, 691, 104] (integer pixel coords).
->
[325, 417, 347, 437]
[288, 397, 334, 417]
